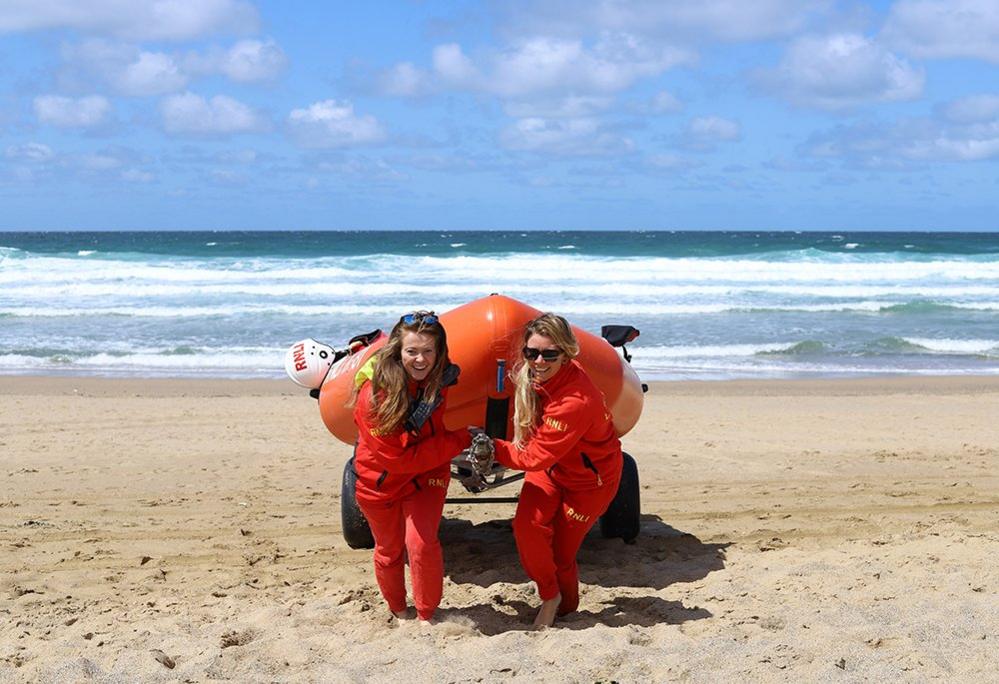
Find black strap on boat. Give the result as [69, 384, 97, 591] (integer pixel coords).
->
[349, 329, 382, 347]
[485, 397, 509, 440]
[404, 363, 460, 433]
[601, 325, 640, 364]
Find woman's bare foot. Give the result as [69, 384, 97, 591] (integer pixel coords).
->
[532, 593, 561, 630]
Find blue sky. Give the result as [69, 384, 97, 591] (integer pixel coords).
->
[1, 0, 998, 231]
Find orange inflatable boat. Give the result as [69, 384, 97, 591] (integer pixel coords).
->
[298, 294, 644, 444]
[286, 294, 646, 547]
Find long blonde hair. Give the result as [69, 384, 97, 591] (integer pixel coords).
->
[367, 312, 451, 434]
[512, 313, 580, 446]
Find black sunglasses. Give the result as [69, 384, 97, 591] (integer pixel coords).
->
[523, 346, 562, 361]
[401, 311, 438, 325]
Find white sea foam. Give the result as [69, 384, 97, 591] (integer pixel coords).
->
[903, 338, 999, 354]
[0, 347, 282, 375]
[6, 281, 999, 300]
[4, 253, 999, 288]
[2, 241, 997, 380]
[6, 300, 999, 318]
[625, 343, 804, 358]
[6, 345, 996, 381]
[639, 360, 999, 380]
[2, 340, 997, 380]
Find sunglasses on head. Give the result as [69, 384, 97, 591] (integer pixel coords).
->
[522, 346, 562, 361]
[401, 311, 438, 326]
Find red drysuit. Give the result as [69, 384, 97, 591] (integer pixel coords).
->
[353, 376, 471, 620]
[493, 359, 623, 616]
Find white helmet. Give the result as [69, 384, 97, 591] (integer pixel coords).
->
[285, 338, 336, 389]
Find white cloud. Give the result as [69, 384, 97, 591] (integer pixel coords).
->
[34, 94, 111, 128]
[650, 90, 682, 113]
[222, 39, 286, 81]
[61, 38, 131, 72]
[378, 62, 432, 97]
[803, 104, 999, 166]
[121, 168, 154, 182]
[432, 43, 481, 87]
[5, 142, 55, 162]
[881, 0, 999, 63]
[114, 51, 187, 95]
[287, 100, 385, 149]
[3, 142, 159, 184]
[314, 157, 407, 182]
[645, 153, 698, 171]
[503, 0, 831, 43]
[79, 152, 124, 171]
[210, 168, 248, 185]
[679, 116, 741, 152]
[500, 117, 633, 156]
[216, 148, 258, 164]
[941, 94, 999, 124]
[61, 38, 286, 96]
[687, 116, 741, 141]
[185, 39, 287, 83]
[59, 40, 186, 96]
[0, 0, 258, 41]
[472, 35, 687, 97]
[759, 33, 924, 110]
[905, 132, 999, 161]
[160, 92, 267, 135]
[388, 34, 692, 101]
[504, 95, 612, 118]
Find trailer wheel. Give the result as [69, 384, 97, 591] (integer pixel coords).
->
[341, 455, 374, 549]
[599, 452, 640, 543]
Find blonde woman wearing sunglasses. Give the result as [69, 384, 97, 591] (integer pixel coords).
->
[491, 313, 624, 628]
[351, 311, 472, 622]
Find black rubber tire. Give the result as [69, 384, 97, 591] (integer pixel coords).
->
[599, 452, 640, 543]
[341, 455, 375, 549]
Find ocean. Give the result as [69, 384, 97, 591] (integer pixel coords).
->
[1, 230, 998, 381]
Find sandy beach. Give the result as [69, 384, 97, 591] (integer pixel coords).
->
[2, 375, 997, 682]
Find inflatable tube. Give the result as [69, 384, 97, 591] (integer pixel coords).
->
[316, 294, 644, 445]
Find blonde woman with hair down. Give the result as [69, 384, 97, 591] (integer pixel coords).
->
[351, 311, 472, 623]
[491, 313, 624, 628]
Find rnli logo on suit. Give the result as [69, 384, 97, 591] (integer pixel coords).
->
[426, 478, 447, 488]
[544, 416, 568, 432]
[564, 506, 591, 523]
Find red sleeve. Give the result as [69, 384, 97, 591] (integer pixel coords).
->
[493, 391, 593, 472]
[354, 384, 472, 474]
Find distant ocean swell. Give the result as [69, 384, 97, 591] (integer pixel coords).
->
[1, 231, 998, 381]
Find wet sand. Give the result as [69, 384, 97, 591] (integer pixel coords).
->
[2, 375, 998, 681]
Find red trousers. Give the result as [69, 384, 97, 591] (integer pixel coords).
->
[512, 469, 620, 616]
[357, 481, 448, 620]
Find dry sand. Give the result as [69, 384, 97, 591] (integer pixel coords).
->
[1, 375, 998, 682]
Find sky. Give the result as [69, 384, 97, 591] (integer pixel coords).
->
[1, 0, 999, 231]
